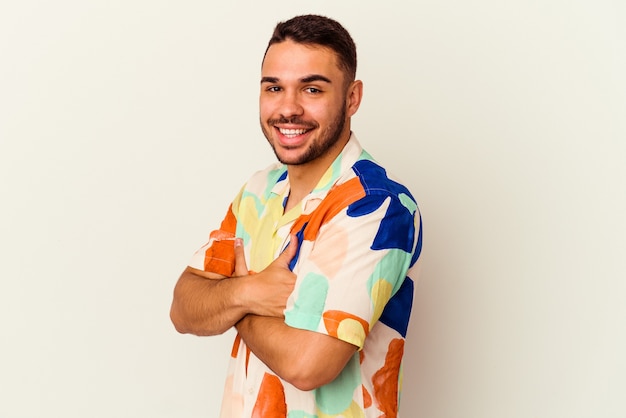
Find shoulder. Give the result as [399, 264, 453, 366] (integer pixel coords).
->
[343, 158, 422, 261]
[241, 162, 287, 198]
[350, 157, 417, 207]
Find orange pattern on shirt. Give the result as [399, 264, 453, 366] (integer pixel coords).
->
[372, 338, 405, 417]
[204, 205, 237, 276]
[251, 373, 287, 418]
[323, 310, 370, 339]
[290, 177, 366, 240]
[362, 384, 372, 409]
[230, 334, 241, 359]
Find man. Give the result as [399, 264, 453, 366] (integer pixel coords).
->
[170, 14, 422, 417]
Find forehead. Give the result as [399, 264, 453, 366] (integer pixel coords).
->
[262, 40, 342, 79]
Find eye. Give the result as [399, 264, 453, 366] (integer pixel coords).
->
[305, 87, 322, 94]
[266, 86, 282, 92]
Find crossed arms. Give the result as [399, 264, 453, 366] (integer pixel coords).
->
[169, 236, 358, 391]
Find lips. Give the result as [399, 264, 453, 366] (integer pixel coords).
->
[271, 125, 314, 148]
[278, 128, 309, 138]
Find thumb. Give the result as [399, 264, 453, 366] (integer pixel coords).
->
[277, 234, 299, 265]
[233, 238, 249, 277]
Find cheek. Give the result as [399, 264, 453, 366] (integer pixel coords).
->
[259, 95, 273, 114]
[259, 103, 273, 122]
[311, 102, 341, 124]
[259, 98, 288, 122]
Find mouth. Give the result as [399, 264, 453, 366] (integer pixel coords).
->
[278, 127, 310, 138]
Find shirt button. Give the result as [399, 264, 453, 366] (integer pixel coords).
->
[248, 387, 254, 396]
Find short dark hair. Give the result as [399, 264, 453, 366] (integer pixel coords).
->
[264, 14, 357, 82]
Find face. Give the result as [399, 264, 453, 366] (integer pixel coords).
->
[260, 40, 361, 167]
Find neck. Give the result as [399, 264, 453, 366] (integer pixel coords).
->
[284, 132, 351, 212]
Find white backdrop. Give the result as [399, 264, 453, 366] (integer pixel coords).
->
[1, 1, 624, 417]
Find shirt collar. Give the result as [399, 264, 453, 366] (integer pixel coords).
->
[270, 133, 363, 202]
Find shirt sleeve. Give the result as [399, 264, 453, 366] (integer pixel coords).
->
[284, 192, 418, 349]
[187, 203, 238, 276]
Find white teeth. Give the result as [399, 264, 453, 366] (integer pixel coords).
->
[279, 128, 308, 137]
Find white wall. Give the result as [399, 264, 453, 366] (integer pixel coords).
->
[1, 1, 624, 417]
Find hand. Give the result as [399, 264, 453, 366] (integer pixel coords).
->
[233, 238, 250, 277]
[235, 235, 299, 318]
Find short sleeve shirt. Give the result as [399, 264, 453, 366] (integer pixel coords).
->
[189, 135, 422, 417]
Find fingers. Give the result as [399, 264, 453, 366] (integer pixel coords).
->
[233, 238, 249, 277]
[235, 234, 298, 277]
[277, 234, 299, 265]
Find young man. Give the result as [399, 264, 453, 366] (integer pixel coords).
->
[170, 14, 422, 417]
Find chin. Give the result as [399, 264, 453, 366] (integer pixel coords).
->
[275, 151, 306, 166]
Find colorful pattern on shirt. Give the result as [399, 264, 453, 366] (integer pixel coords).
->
[189, 135, 422, 417]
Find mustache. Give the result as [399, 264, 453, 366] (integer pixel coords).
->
[268, 117, 318, 129]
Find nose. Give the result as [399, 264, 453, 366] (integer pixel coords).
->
[278, 90, 304, 119]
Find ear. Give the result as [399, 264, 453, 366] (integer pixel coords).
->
[345, 80, 363, 118]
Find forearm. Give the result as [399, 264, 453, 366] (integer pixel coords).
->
[236, 315, 357, 391]
[170, 267, 250, 336]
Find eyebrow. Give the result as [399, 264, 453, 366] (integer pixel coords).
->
[301, 74, 332, 84]
[260, 74, 333, 84]
[261, 76, 279, 84]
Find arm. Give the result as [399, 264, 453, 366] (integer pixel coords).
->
[233, 193, 418, 390]
[231, 237, 357, 391]
[236, 315, 357, 391]
[170, 238, 298, 336]
[169, 266, 248, 336]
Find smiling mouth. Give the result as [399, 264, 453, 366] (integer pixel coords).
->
[278, 128, 310, 138]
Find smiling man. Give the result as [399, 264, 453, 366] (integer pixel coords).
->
[170, 14, 422, 417]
